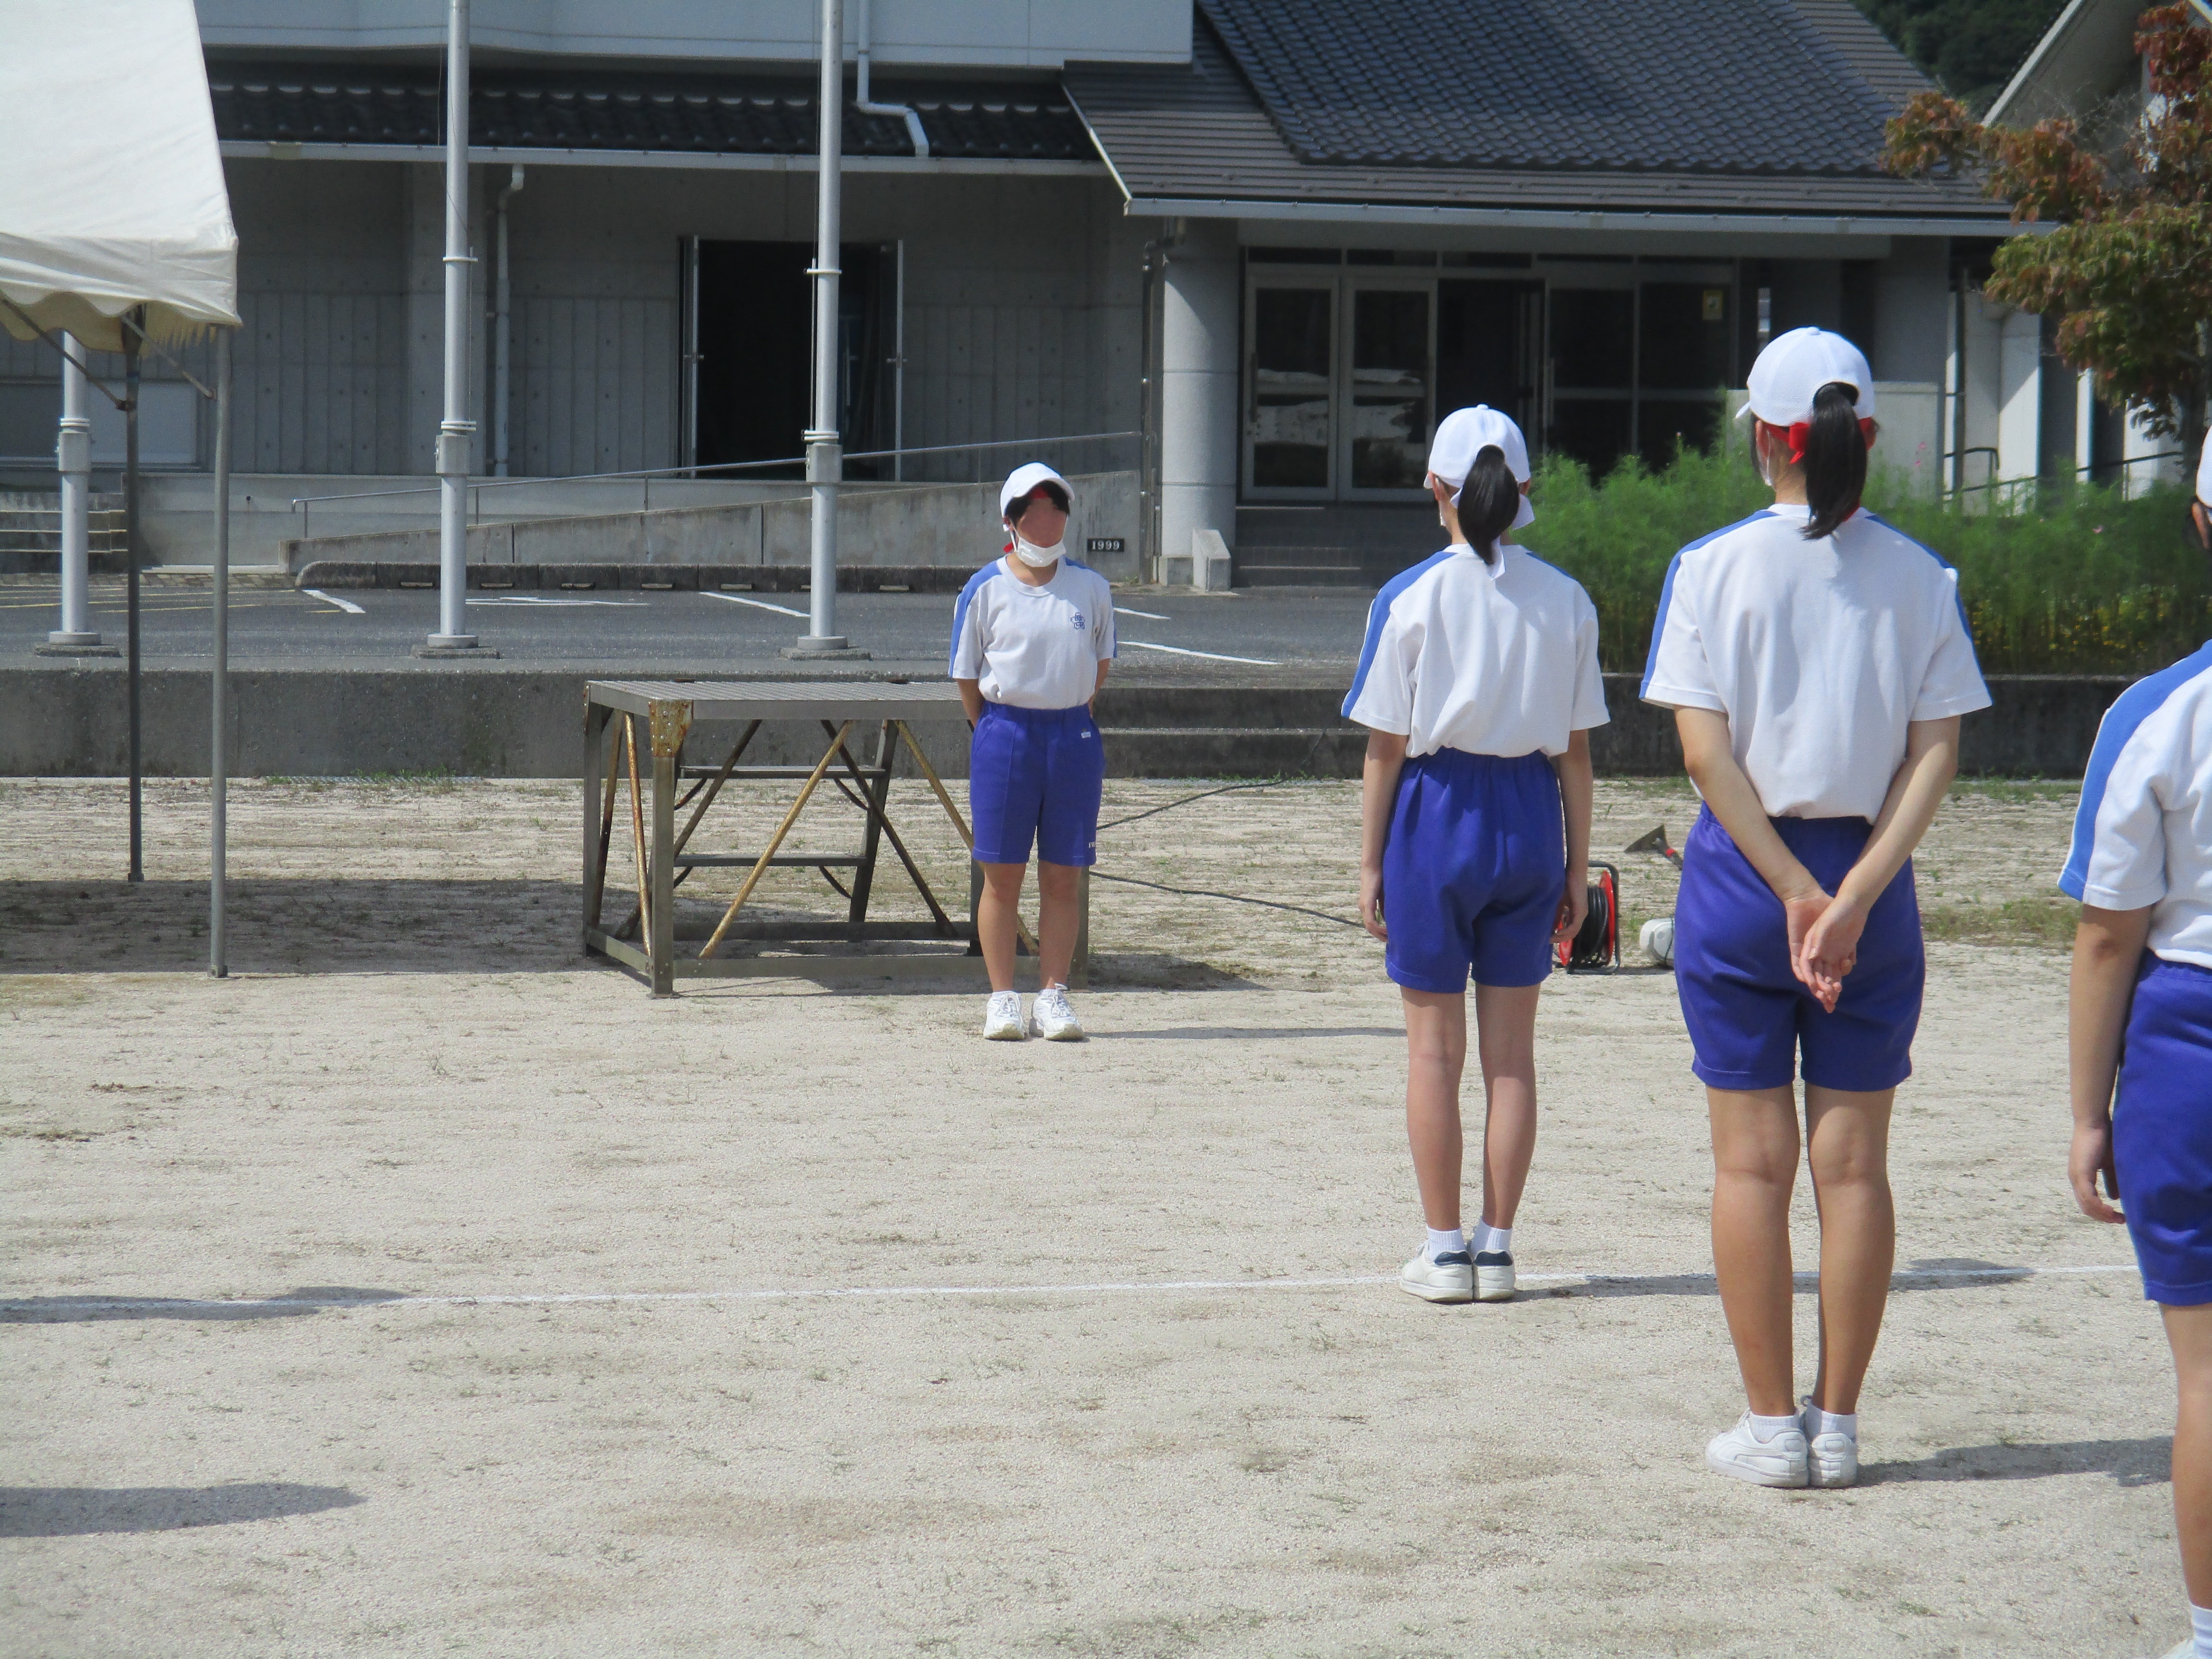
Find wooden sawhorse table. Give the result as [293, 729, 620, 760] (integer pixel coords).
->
[583, 680, 1087, 994]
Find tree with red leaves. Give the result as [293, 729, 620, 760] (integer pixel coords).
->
[1883, 4, 2210, 459]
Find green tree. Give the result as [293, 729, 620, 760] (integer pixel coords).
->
[1882, 4, 2212, 451]
[1852, 0, 2067, 109]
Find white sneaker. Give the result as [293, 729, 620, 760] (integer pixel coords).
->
[1705, 1413, 1809, 1488]
[2151, 1639, 2197, 1659]
[982, 990, 1026, 1040]
[1800, 1397, 1859, 1489]
[1032, 985, 1084, 1041]
[1400, 1248, 1474, 1304]
[1474, 1249, 1515, 1303]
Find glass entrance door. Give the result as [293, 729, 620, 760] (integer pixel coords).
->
[1246, 286, 1334, 495]
[1344, 286, 1432, 495]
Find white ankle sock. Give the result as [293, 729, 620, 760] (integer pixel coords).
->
[1424, 1227, 1467, 1261]
[1746, 1412, 1802, 1443]
[1802, 1401, 1857, 1441]
[2191, 1601, 2212, 1658]
[1470, 1223, 1512, 1256]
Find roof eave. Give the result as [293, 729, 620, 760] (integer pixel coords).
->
[1121, 195, 2029, 239]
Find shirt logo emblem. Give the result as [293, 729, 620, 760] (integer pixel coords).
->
[1070, 611, 1085, 629]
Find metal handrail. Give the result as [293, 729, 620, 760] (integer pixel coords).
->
[287, 431, 1142, 540]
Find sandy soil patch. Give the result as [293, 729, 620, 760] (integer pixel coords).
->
[1, 776, 2160, 1659]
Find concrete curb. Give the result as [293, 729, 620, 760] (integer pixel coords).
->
[293, 562, 981, 595]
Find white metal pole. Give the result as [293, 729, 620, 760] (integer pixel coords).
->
[210, 328, 232, 977]
[427, 0, 479, 650]
[797, 0, 848, 653]
[49, 333, 99, 647]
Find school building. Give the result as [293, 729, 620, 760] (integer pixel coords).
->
[0, 0, 2094, 584]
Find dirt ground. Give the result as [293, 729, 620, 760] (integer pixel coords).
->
[0, 775, 2182, 1658]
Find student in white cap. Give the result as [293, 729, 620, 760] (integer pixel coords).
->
[2065, 431, 2212, 1659]
[950, 462, 1116, 1041]
[1643, 326, 1991, 1489]
[1344, 406, 1607, 1306]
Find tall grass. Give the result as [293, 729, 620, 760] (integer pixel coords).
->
[1523, 446, 2212, 675]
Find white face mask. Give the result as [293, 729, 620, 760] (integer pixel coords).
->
[1009, 531, 1060, 568]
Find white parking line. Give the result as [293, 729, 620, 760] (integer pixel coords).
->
[1114, 605, 1171, 620]
[702, 590, 810, 620]
[1, 1263, 2134, 1318]
[301, 588, 364, 615]
[1121, 640, 1281, 665]
[465, 595, 644, 607]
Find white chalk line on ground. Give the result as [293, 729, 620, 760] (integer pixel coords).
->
[1121, 640, 1282, 665]
[301, 588, 364, 615]
[3, 1264, 2138, 1318]
[701, 590, 809, 619]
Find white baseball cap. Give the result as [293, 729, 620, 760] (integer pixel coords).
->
[1738, 326, 1876, 426]
[1428, 405, 1536, 532]
[1000, 461, 1071, 517]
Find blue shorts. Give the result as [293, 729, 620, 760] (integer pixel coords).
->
[1673, 807, 1923, 1093]
[2113, 956, 2212, 1306]
[968, 702, 1105, 868]
[1382, 748, 1563, 994]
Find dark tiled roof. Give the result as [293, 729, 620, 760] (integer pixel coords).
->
[1200, 0, 1903, 174]
[1065, 7, 2008, 219]
[207, 62, 1094, 162]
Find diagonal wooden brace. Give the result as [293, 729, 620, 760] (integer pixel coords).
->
[895, 720, 1038, 957]
[699, 719, 854, 960]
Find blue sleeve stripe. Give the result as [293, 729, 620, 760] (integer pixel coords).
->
[1341, 548, 1455, 718]
[949, 563, 998, 678]
[1639, 511, 1769, 699]
[2059, 641, 2212, 899]
[1863, 513, 1976, 641]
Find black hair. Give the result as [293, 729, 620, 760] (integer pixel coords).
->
[1005, 480, 1071, 525]
[1457, 445, 1520, 565]
[1801, 381, 1868, 540]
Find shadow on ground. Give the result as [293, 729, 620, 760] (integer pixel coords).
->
[1, 1287, 409, 1324]
[0, 882, 1244, 986]
[0, 1484, 366, 1536]
[1864, 1437, 2169, 1486]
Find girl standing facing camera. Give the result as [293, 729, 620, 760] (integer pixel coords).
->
[1643, 328, 1990, 1490]
[1346, 407, 1608, 1307]
[951, 463, 1116, 1042]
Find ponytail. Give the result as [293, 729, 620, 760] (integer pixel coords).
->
[1801, 381, 1869, 540]
[1457, 445, 1520, 565]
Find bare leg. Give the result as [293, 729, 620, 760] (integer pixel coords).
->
[1402, 988, 1469, 1233]
[1709, 1085, 1801, 1418]
[1036, 860, 1081, 989]
[1804, 1085, 1896, 1415]
[976, 860, 1027, 994]
[1473, 981, 1542, 1230]
[2166, 1304, 2212, 1606]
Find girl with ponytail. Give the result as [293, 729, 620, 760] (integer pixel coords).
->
[1643, 327, 1992, 1490]
[1344, 406, 1608, 1308]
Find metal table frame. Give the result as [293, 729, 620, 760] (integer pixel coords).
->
[582, 680, 1086, 994]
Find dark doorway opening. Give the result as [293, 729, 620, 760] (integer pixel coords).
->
[1438, 279, 1543, 447]
[693, 241, 895, 480]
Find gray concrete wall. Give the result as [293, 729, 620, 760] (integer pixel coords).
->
[0, 668, 2139, 782]
[276, 470, 1143, 580]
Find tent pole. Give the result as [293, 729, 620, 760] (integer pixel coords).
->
[210, 328, 232, 977]
[125, 310, 143, 884]
[48, 334, 101, 649]
[424, 0, 480, 654]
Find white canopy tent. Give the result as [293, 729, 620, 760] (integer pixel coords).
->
[0, 0, 242, 973]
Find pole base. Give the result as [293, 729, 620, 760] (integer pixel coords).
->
[782, 635, 872, 660]
[414, 638, 501, 659]
[37, 635, 118, 656]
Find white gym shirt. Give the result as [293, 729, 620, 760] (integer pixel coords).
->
[949, 556, 1117, 710]
[1343, 542, 1608, 758]
[1641, 505, 1992, 820]
[2060, 640, 2212, 968]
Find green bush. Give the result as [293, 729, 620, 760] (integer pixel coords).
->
[1524, 447, 2212, 675]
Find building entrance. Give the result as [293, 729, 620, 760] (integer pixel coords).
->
[688, 240, 897, 477]
[1242, 251, 1737, 499]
